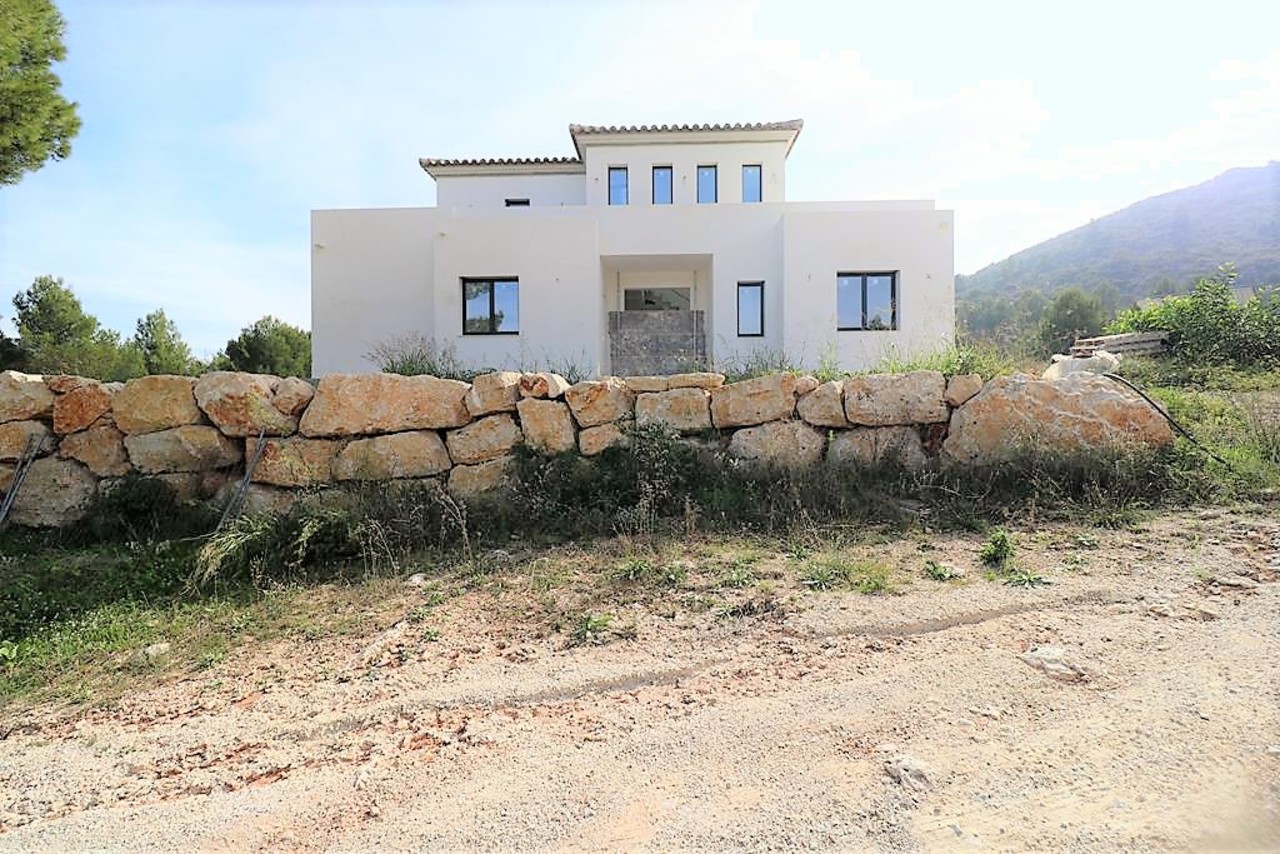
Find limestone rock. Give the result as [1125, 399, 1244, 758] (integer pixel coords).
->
[1019, 645, 1088, 682]
[519, 372, 571, 399]
[635, 388, 711, 433]
[0, 464, 13, 493]
[53, 380, 115, 434]
[1041, 351, 1120, 380]
[299, 374, 470, 437]
[944, 373, 984, 407]
[213, 480, 297, 515]
[448, 456, 512, 497]
[0, 420, 53, 460]
[797, 380, 848, 428]
[194, 372, 299, 437]
[124, 426, 242, 473]
[793, 375, 820, 396]
[726, 420, 824, 467]
[151, 472, 229, 504]
[667, 372, 726, 390]
[942, 373, 1175, 464]
[273, 377, 315, 417]
[113, 376, 203, 435]
[44, 375, 89, 395]
[710, 374, 797, 428]
[516, 398, 576, 454]
[59, 424, 131, 476]
[579, 422, 629, 456]
[247, 436, 342, 487]
[565, 378, 635, 427]
[828, 426, 930, 469]
[446, 414, 522, 465]
[9, 458, 97, 527]
[465, 371, 522, 417]
[0, 371, 55, 423]
[333, 431, 452, 481]
[843, 371, 947, 426]
[624, 376, 670, 393]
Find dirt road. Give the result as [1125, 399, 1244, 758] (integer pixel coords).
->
[2, 511, 1278, 851]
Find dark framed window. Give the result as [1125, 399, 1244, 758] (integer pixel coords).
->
[837, 272, 898, 331]
[504, 198, 530, 207]
[652, 166, 673, 204]
[737, 281, 764, 336]
[463, 278, 519, 334]
[697, 165, 717, 203]
[608, 167, 628, 205]
[742, 164, 762, 203]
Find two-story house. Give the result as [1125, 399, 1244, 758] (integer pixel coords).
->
[311, 120, 954, 376]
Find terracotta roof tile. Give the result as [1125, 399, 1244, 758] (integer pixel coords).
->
[568, 119, 803, 135]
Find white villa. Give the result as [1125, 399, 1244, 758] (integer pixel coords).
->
[311, 120, 954, 376]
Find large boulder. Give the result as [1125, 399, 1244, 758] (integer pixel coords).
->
[797, 380, 849, 428]
[944, 374, 984, 407]
[624, 376, 670, 393]
[516, 399, 576, 454]
[52, 380, 115, 434]
[273, 377, 315, 417]
[194, 372, 302, 437]
[710, 374, 797, 428]
[1041, 351, 1120, 381]
[445, 414, 522, 465]
[667, 372, 726, 390]
[0, 371, 55, 423]
[124, 425, 242, 473]
[943, 373, 1176, 464]
[843, 371, 948, 426]
[565, 378, 635, 427]
[247, 436, 342, 487]
[828, 427, 930, 469]
[579, 422, 628, 456]
[519, 372, 571, 400]
[8, 458, 97, 527]
[465, 371, 522, 417]
[58, 424, 131, 477]
[0, 420, 53, 460]
[447, 456, 512, 498]
[726, 420, 825, 468]
[299, 374, 470, 437]
[113, 376, 203, 435]
[332, 431, 452, 481]
[635, 388, 712, 433]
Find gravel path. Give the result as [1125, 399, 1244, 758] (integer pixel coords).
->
[2, 511, 1278, 851]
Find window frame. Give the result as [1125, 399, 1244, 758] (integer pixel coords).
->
[608, 166, 629, 205]
[742, 164, 762, 203]
[836, 271, 899, 331]
[696, 164, 718, 204]
[461, 277, 520, 336]
[652, 165, 673, 205]
[736, 281, 765, 337]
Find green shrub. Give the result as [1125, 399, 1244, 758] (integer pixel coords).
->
[870, 343, 1018, 380]
[70, 473, 216, 544]
[979, 530, 1014, 567]
[366, 334, 483, 381]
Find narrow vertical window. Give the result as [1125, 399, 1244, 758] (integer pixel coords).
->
[608, 167, 628, 205]
[652, 166, 673, 204]
[697, 165, 717, 203]
[737, 282, 764, 336]
[742, 164, 762, 203]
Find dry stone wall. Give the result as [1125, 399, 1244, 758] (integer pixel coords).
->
[0, 367, 1176, 527]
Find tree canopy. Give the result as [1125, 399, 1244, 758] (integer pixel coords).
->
[0, 0, 82, 185]
[133, 309, 197, 375]
[10, 276, 144, 380]
[217, 316, 311, 378]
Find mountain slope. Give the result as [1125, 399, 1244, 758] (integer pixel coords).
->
[959, 161, 1280, 298]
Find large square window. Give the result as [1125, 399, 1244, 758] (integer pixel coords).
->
[697, 165, 717, 203]
[652, 166, 673, 205]
[463, 278, 519, 334]
[837, 272, 898, 331]
[608, 167, 628, 205]
[737, 282, 764, 336]
[742, 164, 762, 203]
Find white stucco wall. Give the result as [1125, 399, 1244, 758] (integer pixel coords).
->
[435, 171, 586, 210]
[781, 209, 955, 369]
[582, 140, 788, 207]
[311, 207, 436, 375]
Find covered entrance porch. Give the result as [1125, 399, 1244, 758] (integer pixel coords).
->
[602, 253, 712, 376]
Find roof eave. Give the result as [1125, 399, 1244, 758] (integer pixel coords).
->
[419, 158, 586, 179]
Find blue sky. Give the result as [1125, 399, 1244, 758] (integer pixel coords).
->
[1, 0, 1277, 357]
